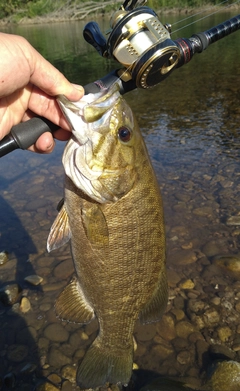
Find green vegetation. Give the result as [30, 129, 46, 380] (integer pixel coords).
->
[0, 0, 236, 22]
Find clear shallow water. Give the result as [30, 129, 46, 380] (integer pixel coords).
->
[0, 8, 240, 391]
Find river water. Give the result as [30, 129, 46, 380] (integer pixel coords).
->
[0, 8, 240, 391]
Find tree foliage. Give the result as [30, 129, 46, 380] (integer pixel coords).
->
[0, 0, 235, 21]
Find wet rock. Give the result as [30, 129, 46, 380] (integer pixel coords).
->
[192, 206, 213, 216]
[7, 344, 28, 362]
[39, 303, 52, 311]
[47, 373, 61, 384]
[53, 259, 74, 280]
[167, 269, 183, 287]
[217, 326, 232, 342]
[203, 308, 220, 327]
[172, 337, 188, 351]
[226, 215, 240, 226]
[170, 250, 197, 265]
[25, 198, 48, 211]
[135, 323, 157, 342]
[156, 314, 176, 341]
[176, 350, 192, 365]
[175, 321, 197, 339]
[44, 323, 69, 342]
[61, 364, 77, 383]
[179, 279, 195, 290]
[151, 340, 175, 362]
[187, 299, 205, 314]
[171, 308, 185, 321]
[16, 326, 37, 344]
[35, 381, 60, 391]
[24, 274, 43, 286]
[204, 360, 240, 391]
[0, 283, 21, 306]
[20, 297, 31, 313]
[48, 347, 72, 367]
[213, 255, 240, 279]
[202, 241, 222, 257]
[61, 380, 72, 391]
[0, 251, 8, 266]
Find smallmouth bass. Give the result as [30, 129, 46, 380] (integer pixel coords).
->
[47, 84, 168, 389]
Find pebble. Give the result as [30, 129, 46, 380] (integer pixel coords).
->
[24, 274, 43, 286]
[53, 259, 74, 279]
[170, 250, 197, 265]
[0, 251, 8, 266]
[175, 321, 197, 339]
[226, 215, 240, 225]
[202, 241, 222, 257]
[47, 373, 61, 384]
[217, 326, 232, 342]
[44, 323, 69, 342]
[135, 323, 157, 341]
[179, 279, 195, 290]
[156, 314, 176, 341]
[213, 255, 240, 279]
[61, 380, 72, 391]
[7, 344, 28, 362]
[176, 350, 191, 365]
[20, 297, 31, 313]
[61, 364, 77, 383]
[35, 382, 60, 391]
[48, 347, 72, 367]
[0, 283, 21, 305]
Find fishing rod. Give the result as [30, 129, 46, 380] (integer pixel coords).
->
[0, 0, 239, 158]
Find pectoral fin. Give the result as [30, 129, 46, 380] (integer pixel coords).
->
[47, 203, 71, 252]
[55, 276, 95, 324]
[139, 270, 168, 324]
[81, 204, 109, 247]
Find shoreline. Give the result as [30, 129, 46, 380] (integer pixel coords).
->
[0, 3, 239, 26]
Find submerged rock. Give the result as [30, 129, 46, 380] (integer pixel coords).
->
[20, 297, 31, 313]
[203, 360, 240, 391]
[0, 251, 9, 266]
[213, 255, 240, 279]
[0, 283, 21, 306]
[139, 377, 198, 390]
[24, 274, 43, 286]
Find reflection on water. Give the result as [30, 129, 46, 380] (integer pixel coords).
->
[0, 9, 240, 390]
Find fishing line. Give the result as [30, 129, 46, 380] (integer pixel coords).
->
[170, 0, 230, 27]
[171, 0, 240, 35]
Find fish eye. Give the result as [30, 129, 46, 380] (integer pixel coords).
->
[118, 127, 132, 142]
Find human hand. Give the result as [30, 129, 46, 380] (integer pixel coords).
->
[0, 32, 84, 153]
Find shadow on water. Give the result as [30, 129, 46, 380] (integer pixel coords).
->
[0, 306, 42, 390]
[0, 175, 43, 292]
[0, 177, 44, 390]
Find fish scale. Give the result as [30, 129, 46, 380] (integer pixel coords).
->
[47, 84, 168, 389]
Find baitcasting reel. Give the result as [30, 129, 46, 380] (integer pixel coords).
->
[83, 0, 181, 88]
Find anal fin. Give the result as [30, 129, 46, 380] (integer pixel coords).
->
[55, 276, 95, 324]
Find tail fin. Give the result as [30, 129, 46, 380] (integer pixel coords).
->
[76, 337, 133, 389]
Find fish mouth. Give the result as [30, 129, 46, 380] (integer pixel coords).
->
[60, 84, 125, 203]
[57, 84, 121, 134]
